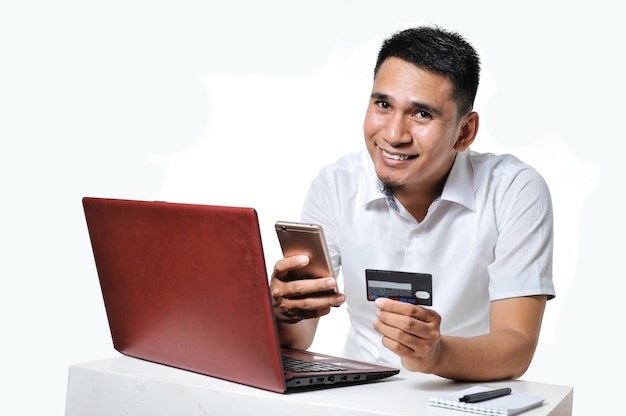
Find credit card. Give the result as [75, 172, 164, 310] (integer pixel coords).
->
[366, 269, 432, 306]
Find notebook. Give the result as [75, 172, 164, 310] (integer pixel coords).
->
[428, 386, 545, 415]
[82, 196, 399, 393]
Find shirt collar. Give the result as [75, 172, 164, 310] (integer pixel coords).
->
[441, 150, 476, 211]
[361, 150, 476, 211]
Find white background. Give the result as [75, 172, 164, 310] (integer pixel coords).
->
[1, 1, 622, 414]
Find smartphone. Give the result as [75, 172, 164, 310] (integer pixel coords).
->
[274, 221, 336, 287]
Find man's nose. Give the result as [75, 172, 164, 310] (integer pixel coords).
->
[385, 114, 412, 146]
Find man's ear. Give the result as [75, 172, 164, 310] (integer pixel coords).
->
[453, 111, 479, 151]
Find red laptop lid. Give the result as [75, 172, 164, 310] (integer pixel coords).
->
[82, 197, 287, 392]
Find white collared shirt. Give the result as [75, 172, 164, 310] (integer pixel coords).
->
[300, 148, 555, 365]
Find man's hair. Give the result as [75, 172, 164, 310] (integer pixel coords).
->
[374, 26, 481, 117]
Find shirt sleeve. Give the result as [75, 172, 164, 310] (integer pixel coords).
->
[488, 165, 556, 300]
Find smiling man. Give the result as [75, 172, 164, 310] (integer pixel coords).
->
[270, 26, 555, 381]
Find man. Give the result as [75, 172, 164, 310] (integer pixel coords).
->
[270, 26, 555, 381]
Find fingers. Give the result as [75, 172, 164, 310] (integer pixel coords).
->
[374, 297, 435, 322]
[274, 296, 334, 324]
[271, 256, 338, 298]
[273, 286, 345, 324]
[273, 255, 310, 281]
[271, 256, 344, 324]
[372, 298, 441, 357]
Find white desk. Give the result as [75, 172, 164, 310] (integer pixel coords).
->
[65, 356, 573, 415]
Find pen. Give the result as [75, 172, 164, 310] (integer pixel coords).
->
[459, 387, 512, 403]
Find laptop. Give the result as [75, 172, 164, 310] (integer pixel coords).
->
[82, 196, 399, 393]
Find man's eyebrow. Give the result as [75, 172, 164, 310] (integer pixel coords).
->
[412, 101, 442, 117]
[371, 92, 391, 101]
[370, 92, 442, 117]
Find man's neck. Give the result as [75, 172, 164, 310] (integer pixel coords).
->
[394, 166, 451, 222]
[395, 187, 442, 222]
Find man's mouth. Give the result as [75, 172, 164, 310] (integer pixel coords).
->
[382, 149, 417, 161]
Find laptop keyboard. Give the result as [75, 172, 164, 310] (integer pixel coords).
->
[282, 356, 348, 373]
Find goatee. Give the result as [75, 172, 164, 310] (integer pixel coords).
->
[379, 179, 402, 198]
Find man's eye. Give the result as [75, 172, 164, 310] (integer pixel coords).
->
[376, 101, 390, 109]
[414, 110, 431, 119]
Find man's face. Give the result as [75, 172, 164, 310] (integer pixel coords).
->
[364, 57, 471, 195]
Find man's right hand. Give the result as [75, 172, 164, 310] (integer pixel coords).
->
[270, 255, 345, 324]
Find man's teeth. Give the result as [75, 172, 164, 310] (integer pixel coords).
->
[382, 150, 411, 160]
